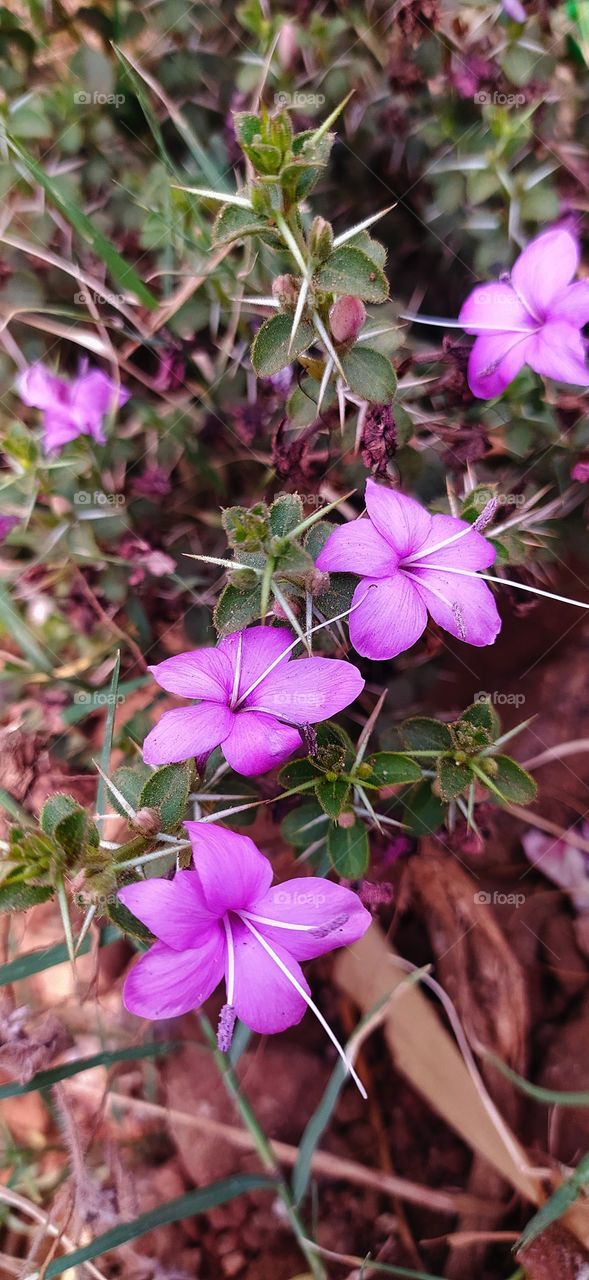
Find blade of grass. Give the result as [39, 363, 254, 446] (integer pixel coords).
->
[0, 1040, 182, 1100]
[483, 1051, 589, 1106]
[0, 924, 120, 987]
[517, 1153, 589, 1251]
[0, 582, 53, 674]
[95, 650, 121, 822]
[112, 48, 227, 191]
[6, 136, 158, 309]
[37, 1175, 275, 1279]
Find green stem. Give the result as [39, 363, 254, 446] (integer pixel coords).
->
[199, 1016, 325, 1280]
[260, 555, 275, 623]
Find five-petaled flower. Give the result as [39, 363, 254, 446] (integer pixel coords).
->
[316, 480, 501, 660]
[458, 226, 589, 399]
[143, 625, 365, 775]
[17, 361, 130, 453]
[119, 823, 371, 1080]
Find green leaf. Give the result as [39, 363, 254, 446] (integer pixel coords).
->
[363, 753, 422, 787]
[139, 762, 192, 831]
[109, 764, 153, 818]
[436, 757, 472, 802]
[233, 112, 262, 147]
[315, 778, 351, 819]
[214, 582, 263, 636]
[251, 313, 315, 377]
[212, 203, 269, 246]
[269, 492, 304, 537]
[108, 897, 155, 943]
[403, 781, 446, 835]
[314, 246, 389, 302]
[278, 759, 322, 789]
[459, 699, 501, 740]
[0, 880, 53, 911]
[327, 819, 369, 877]
[7, 137, 157, 309]
[489, 756, 537, 806]
[54, 809, 99, 862]
[281, 802, 328, 848]
[340, 347, 397, 403]
[280, 160, 323, 202]
[41, 1176, 276, 1278]
[345, 230, 387, 270]
[401, 718, 454, 753]
[40, 793, 82, 839]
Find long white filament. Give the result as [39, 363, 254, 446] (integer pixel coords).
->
[239, 915, 367, 1098]
[234, 588, 374, 708]
[413, 563, 589, 611]
[223, 916, 236, 1004]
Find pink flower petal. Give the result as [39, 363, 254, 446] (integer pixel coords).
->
[230, 918, 309, 1033]
[142, 702, 234, 765]
[248, 656, 364, 724]
[42, 413, 81, 453]
[118, 870, 215, 948]
[459, 281, 533, 334]
[219, 626, 294, 701]
[511, 228, 579, 319]
[466, 332, 529, 398]
[409, 565, 501, 646]
[148, 648, 233, 702]
[502, 0, 526, 21]
[549, 281, 589, 328]
[349, 574, 428, 659]
[315, 518, 399, 577]
[184, 822, 273, 913]
[221, 710, 302, 775]
[17, 364, 70, 410]
[122, 929, 226, 1019]
[249, 878, 372, 960]
[365, 480, 433, 558]
[525, 321, 589, 386]
[412, 513, 496, 572]
[72, 370, 130, 417]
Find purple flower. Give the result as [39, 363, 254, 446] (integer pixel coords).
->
[502, 0, 526, 19]
[522, 824, 589, 914]
[0, 516, 19, 542]
[143, 625, 365, 775]
[17, 362, 130, 452]
[118, 823, 371, 1066]
[458, 227, 589, 398]
[315, 480, 501, 660]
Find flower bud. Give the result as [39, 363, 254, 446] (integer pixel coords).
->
[133, 807, 161, 837]
[329, 295, 366, 345]
[309, 216, 334, 262]
[272, 273, 300, 310]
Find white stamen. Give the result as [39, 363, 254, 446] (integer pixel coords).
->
[230, 631, 243, 709]
[398, 311, 535, 334]
[238, 915, 367, 1098]
[240, 909, 349, 937]
[234, 588, 375, 708]
[403, 502, 496, 565]
[223, 916, 236, 1004]
[411, 563, 589, 612]
[403, 569, 460, 617]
